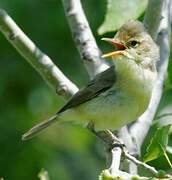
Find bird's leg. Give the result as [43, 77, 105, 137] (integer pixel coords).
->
[87, 122, 124, 147]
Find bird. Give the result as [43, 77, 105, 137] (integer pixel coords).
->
[22, 20, 159, 141]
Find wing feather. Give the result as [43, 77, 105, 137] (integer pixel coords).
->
[58, 66, 116, 114]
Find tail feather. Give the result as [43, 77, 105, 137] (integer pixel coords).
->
[22, 114, 58, 141]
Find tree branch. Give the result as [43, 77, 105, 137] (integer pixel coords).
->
[109, 147, 122, 176]
[143, 0, 164, 40]
[129, 0, 171, 152]
[0, 9, 78, 99]
[61, 0, 109, 78]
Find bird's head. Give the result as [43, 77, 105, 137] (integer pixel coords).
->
[102, 20, 159, 72]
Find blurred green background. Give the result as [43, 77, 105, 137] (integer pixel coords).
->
[0, 0, 172, 180]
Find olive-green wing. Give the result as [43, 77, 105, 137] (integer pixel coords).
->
[58, 66, 116, 114]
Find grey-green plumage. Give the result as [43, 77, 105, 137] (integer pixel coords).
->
[22, 20, 159, 141]
[58, 66, 116, 114]
[22, 67, 116, 140]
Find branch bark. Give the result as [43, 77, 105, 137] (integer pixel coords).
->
[143, 0, 164, 40]
[61, 0, 109, 78]
[0, 9, 78, 99]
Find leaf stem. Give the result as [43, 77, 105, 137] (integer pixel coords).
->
[163, 150, 172, 169]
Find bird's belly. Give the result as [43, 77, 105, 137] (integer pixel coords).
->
[71, 90, 143, 131]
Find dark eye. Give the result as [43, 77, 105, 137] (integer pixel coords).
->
[130, 40, 138, 47]
[127, 40, 139, 48]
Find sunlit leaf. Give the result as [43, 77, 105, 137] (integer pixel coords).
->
[98, 0, 148, 35]
[143, 125, 171, 162]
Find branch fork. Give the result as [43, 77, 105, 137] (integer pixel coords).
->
[89, 127, 158, 177]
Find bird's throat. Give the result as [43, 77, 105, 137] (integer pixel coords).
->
[114, 56, 155, 99]
[113, 57, 155, 116]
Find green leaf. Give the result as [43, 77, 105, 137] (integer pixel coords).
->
[143, 125, 171, 162]
[98, 0, 148, 35]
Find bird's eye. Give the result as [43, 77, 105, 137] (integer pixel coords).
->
[127, 40, 139, 48]
[130, 40, 138, 46]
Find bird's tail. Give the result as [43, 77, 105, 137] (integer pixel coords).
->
[22, 114, 58, 141]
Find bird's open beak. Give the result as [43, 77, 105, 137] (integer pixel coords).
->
[101, 38, 126, 58]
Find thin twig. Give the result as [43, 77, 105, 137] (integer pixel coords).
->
[0, 9, 78, 99]
[123, 150, 158, 175]
[61, 0, 109, 78]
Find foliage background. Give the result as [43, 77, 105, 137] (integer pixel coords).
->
[0, 0, 171, 180]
